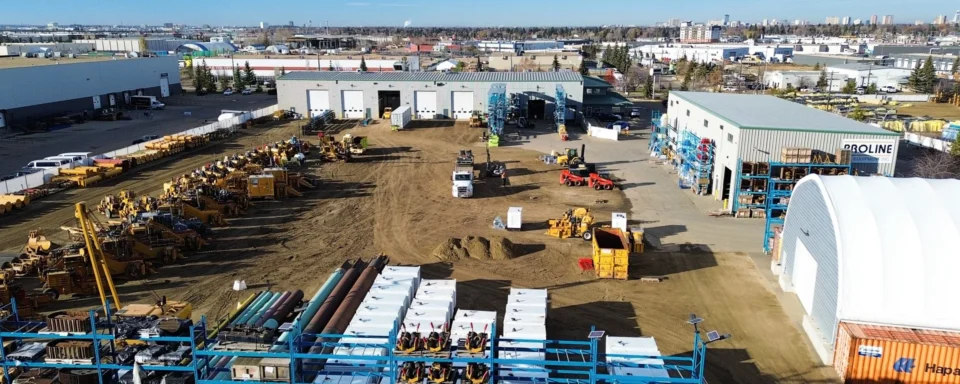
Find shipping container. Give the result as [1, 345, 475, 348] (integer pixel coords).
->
[390, 106, 412, 130]
[592, 228, 630, 280]
[834, 322, 960, 384]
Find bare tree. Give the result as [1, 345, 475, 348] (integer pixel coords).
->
[912, 150, 959, 179]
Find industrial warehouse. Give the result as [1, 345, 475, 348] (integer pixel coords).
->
[0, 56, 181, 128]
[277, 72, 592, 120]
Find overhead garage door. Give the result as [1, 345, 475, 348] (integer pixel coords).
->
[308, 90, 330, 117]
[793, 240, 818, 315]
[415, 91, 437, 119]
[452, 91, 474, 120]
[342, 90, 364, 119]
[160, 77, 170, 97]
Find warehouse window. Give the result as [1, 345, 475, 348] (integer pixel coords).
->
[727, 133, 733, 143]
[703, 119, 709, 128]
[686, 109, 690, 116]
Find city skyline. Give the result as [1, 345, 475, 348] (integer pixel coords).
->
[0, 0, 950, 27]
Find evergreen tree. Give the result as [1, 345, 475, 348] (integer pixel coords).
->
[243, 61, 257, 87]
[191, 64, 202, 92]
[642, 74, 653, 98]
[951, 129, 960, 158]
[842, 79, 857, 94]
[680, 71, 691, 91]
[848, 106, 867, 121]
[359, 56, 368, 72]
[908, 60, 922, 91]
[579, 62, 590, 76]
[476, 56, 483, 71]
[866, 83, 877, 94]
[816, 69, 828, 88]
[918, 56, 937, 93]
[328, 61, 335, 71]
[219, 72, 231, 91]
[813, 62, 820, 71]
[233, 66, 244, 90]
[953, 57, 960, 75]
[552, 55, 561, 72]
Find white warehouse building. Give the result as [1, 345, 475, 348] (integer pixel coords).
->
[825, 64, 911, 89]
[666, 91, 900, 212]
[776, 175, 960, 364]
[187, 57, 405, 79]
[632, 45, 749, 64]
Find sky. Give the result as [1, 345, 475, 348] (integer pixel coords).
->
[1, 0, 952, 27]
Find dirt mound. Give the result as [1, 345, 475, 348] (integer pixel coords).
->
[433, 236, 516, 261]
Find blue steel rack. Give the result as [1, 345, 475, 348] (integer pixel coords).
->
[648, 110, 665, 155]
[555, 84, 567, 128]
[731, 160, 852, 253]
[487, 83, 507, 146]
[0, 299, 207, 384]
[676, 131, 713, 194]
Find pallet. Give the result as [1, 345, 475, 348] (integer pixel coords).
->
[44, 357, 95, 365]
[211, 341, 271, 352]
[640, 277, 666, 283]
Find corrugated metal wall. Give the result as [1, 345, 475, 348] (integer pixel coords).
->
[738, 129, 899, 175]
[780, 180, 841, 358]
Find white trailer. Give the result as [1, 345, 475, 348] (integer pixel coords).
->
[391, 106, 412, 131]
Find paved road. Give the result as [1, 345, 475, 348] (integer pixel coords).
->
[510, 113, 765, 254]
[0, 93, 277, 175]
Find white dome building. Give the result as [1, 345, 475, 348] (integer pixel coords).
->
[777, 174, 960, 364]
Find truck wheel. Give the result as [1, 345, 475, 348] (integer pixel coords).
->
[575, 180, 583, 186]
[126, 264, 143, 279]
[605, 184, 614, 190]
[44, 288, 59, 300]
[582, 231, 593, 241]
[594, 184, 602, 190]
[565, 180, 573, 186]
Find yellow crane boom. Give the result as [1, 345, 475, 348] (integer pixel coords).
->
[76, 202, 122, 312]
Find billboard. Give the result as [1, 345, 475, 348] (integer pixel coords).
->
[841, 139, 897, 164]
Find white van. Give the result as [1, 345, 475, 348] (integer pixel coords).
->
[25, 160, 67, 170]
[57, 152, 94, 165]
[42, 157, 78, 169]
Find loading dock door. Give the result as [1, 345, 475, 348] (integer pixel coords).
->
[415, 91, 437, 119]
[308, 90, 331, 117]
[342, 90, 364, 119]
[92, 96, 102, 109]
[160, 77, 170, 97]
[452, 91, 475, 120]
[108, 95, 116, 106]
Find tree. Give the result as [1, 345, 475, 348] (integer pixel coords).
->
[243, 61, 257, 87]
[218, 72, 231, 91]
[359, 56, 368, 72]
[552, 55, 561, 72]
[641, 73, 654, 98]
[866, 83, 877, 94]
[784, 83, 796, 95]
[953, 56, 960, 76]
[138, 36, 148, 52]
[476, 56, 483, 71]
[453, 61, 466, 72]
[259, 32, 270, 47]
[952, 133, 960, 158]
[191, 64, 202, 92]
[848, 106, 867, 121]
[328, 61, 335, 71]
[914, 151, 959, 179]
[842, 79, 857, 94]
[680, 71, 691, 91]
[908, 59, 922, 91]
[813, 62, 820, 71]
[816, 69, 828, 88]
[579, 62, 590, 76]
[917, 56, 937, 93]
[233, 66, 244, 90]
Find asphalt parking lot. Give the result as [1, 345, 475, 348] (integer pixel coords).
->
[0, 93, 277, 175]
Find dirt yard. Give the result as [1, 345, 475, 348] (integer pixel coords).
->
[897, 102, 960, 121]
[0, 120, 837, 383]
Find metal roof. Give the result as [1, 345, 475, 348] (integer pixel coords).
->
[277, 71, 584, 83]
[671, 91, 898, 136]
[583, 76, 613, 88]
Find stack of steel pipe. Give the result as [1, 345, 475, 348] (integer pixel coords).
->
[268, 264, 347, 351]
[325, 264, 421, 374]
[300, 258, 367, 348]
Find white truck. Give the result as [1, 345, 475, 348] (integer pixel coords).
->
[130, 95, 165, 110]
[453, 165, 474, 198]
[391, 106, 412, 131]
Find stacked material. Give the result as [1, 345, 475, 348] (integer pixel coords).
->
[0, 194, 29, 216]
[218, 290, 304, 344]
[499, 288, 549, 383]
[400, 279, 456, 334]
[326, 265, 421, 374]
[604, 336, 669, 379]
[450, 309, 496, 370]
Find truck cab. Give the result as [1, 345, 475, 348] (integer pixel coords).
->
[453, 166, 474, 198]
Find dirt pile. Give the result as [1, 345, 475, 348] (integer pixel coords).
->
[433, 236, 516, 261]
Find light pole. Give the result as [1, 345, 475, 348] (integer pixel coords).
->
[688, 313, 732, 381]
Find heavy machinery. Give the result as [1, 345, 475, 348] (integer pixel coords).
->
[469, 111, 485, 128]
[341, 134, 368, 155]
[557, 145, 584, 167]
[480, 148, 505, 179]
[427, 362, 455, 384]
[546, 208, 595, 241]
[398, 362, 425, 384]
[464, 364, 490, 384]
[318, 134, 352, 162]
[486, 84, 507, 146]
[395, 324, 425, 354]
[453, 150, 475, 198]
[74, 202, 123, 312]
[555, 84, 568, 140]
[425, 323, 451, 353]
[382, 107, 393, 119]
[588, 172, 617, 190]
[560, 166, 591, 186]
[464, 324, 488, 354]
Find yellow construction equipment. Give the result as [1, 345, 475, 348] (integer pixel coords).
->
[427, 363, 454, 384]
[342, 134, 368, 155]
[114, 298, 192, 321]
[464, 364, 489, 384]
[592, 227, 630, 280]
[469, 111, 484, 128]
[546, 208, 595, 241]
[394, 323, 424, 354]
[555, 146, 583, 167]
[425, 323, 451, 353]
[382, 107, 393, 119]
[75, 202, 122, 312]
[399, 362, 425, 384]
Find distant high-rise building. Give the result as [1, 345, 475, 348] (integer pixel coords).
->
[724, 14, 730, 25]
[954, 10, 960, 23]
[825, 16, 840, 25]
[260, 21, 269, 29]
[666, 18, 683, 27]
[761, 19, 769, 26]
[680, 24, 722, 43]
[934, 15, 947, 25]
[841, 16, 851, 25]
[46, 22, 58, 29]
[163, 23, 174, 28]
[882, 15, 894, 25]
[853, 19, 862, 25]
[870, 15, 878, 25]
[288, 21, 295, 27]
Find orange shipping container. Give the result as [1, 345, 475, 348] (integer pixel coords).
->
[834, 322, 960, 383]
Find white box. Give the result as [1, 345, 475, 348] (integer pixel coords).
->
[454, 310, 497, 321]
[502, 324, 547, 341]
[419, 279, 457, 290]
[612, 212, 628, 231]
[506, 295, 547, 308]
[507, 207, 523, 229]
[381, 266, 421, 279]
[356, 303, 406, 321]
[508, 288, 547, 299]
[505, 305, 546, 317]
[362, 291, 411, 308]
[503, 312, 545, 326]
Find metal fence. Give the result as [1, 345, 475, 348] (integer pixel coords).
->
[851, 94, 932, 102]
[0, 105, 280, 195]
[904, 132, 953, 152]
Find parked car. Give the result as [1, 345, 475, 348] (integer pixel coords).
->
[881, 85, 898, 93]
[223, 88, 234, 96]
[607, 121, 631, 130]
[855, 87, 866, 95]
[629, 108, 642, 118]
[595, 113, 622, 122]
[722, 86, 738, 92]
[241, 88, 253, 95]
[132, 134, 160, 145]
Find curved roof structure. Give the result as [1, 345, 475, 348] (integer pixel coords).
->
[177, 42, 237, 53]
[796, 175, 960, 330]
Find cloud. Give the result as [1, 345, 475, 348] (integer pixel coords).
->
[346, 2, 371, 5]
[403, 20, 412, 27]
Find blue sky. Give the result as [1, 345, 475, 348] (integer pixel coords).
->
[2, 0, 950, 27]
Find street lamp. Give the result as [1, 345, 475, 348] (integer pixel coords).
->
[688, 313, 732, 380]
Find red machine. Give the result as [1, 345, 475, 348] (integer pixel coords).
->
[560, 168, 589, 186]
[588, 173, 616, 190]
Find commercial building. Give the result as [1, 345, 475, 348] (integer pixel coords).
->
[825, 63, 911, 88]
[187, 57, 406, 79]
[890, 53, 959, 75]
[791, 53, 880, 68]
[764, 71, 829, 91]
[775, 175, 960, 366]
[934, 15, 948, 25]
[0, 42, 94, 56]
[73, 37, 198, 53]
[0, 56, 180, 128]
[679, 25, 721, 43]
[475, 40, 565, 54]
[276, 72, 591, 122]
[881, 15, 894, 24]
[632, 44, 749, 64]
[285, 35, 360, 50]
[665, 91, 900, 210]
[486, 53, 582, 72]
